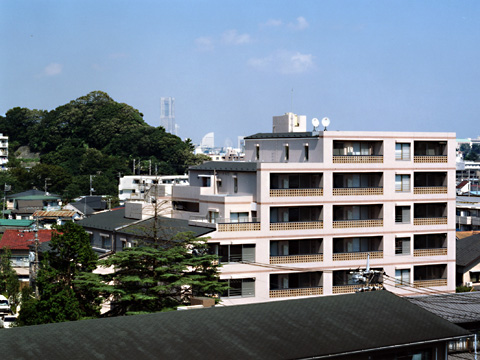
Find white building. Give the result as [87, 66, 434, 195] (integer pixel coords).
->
[171, 114, 456, 305]
[119, 175, 188, 202]
[160, 97, 177, 136]
[0, 134, 8, 170]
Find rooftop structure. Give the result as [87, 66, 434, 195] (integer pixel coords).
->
[118, 175, 188, 203]
[171, 113, 457, 304]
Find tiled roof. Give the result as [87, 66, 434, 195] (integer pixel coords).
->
[76, 207, 138, 232]
[0, 291, 469, 360]
[407, 292, 480, 324]
[456, 233, 480, 268]
[457, 180, 469, 189]
[190, 161, 257, 172]
[33, 210, 76, 218]
[0, 229, 54, 250]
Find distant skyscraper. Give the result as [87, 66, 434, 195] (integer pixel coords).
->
[160, 97, 177, 135]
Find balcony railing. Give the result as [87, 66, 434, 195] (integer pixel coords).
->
[270, 188, 323, 197]
[270, 221, 323, 231]
[270, 254, 323, 264]
[270, 287, 323, 298]
[413, 248, 447, 257]
[333, 187, 383, 196]
[413, 279, 447, 288]
[333, 155, 383, 164]
[332, 251, 383, 261]
[332, 285, 358, 294]
[413, 217, 447, 226]
[413, 186, 448, 195]
[332, 219, 383, 229]
[190, 216, 261, 232]
[414, 155, 448, 163]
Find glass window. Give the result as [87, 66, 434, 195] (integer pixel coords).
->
[395, 174, 410, 192]
[396, 143, 411, 160]
[395, 269, 410, 286]
[395, 237, 411, 255]
[395, 206, 411, 223]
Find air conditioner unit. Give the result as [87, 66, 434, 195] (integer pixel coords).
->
[466, 282, 473, 287]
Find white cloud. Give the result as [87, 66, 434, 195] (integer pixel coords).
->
[248, 51, 314, 74]
[262, 19, 283, 27]
[195, 36, 214, 51]
[43, 62, 63, 76]
[222, 30, 251, 45]
[288, 16, 309, 30]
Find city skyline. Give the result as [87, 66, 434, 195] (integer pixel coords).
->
[2, 1, 479, 146]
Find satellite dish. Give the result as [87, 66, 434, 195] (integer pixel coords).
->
[312, 118, 319, 130]
[321, 117, 330, 131]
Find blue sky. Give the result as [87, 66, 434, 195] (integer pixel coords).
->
[1, 0, 479, 147]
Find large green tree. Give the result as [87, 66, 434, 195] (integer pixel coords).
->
[0, 247, 20, 311]
[17, 222, 101, 326]
[86, 232, 226, 316]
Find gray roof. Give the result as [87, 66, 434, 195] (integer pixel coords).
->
[76, 207, 138, 232]
[190, 161, 257, 172]
[407, 292, 480, 324]
[7, 189, 61, 199]
[457, 234, 480, 268]
[245, 131, 319, 139]
[0, 291, 469, 360]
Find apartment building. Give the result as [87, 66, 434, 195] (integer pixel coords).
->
[171, 113, 456, 305]
[118, 175, 188, 202]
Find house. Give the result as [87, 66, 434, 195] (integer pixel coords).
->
[32, 210, 77, 228]
[6, 189, 62, 220]
[0, 229, 54, 283]
[63, 196, 108, 218]
[0, 291, 470, 359]
[76, 204, 213, 254]
[0, 219, 34, 234]
[118, 175, 188, 203]
[456, 233, 480, 287]
[456, 195, 480, 231]
[171, 113, 457, 304]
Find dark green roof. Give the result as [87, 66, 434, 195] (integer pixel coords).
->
[0, 291, 469, 360]
[190, 161, 257, 172]
[245, 131, 319, 139]
[76, 207, 138, 232]
[120, 216, 214, 239]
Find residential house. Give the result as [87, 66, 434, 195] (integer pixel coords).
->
[63, 196, 107, 219]
[0, 291, 470, 359]
[457, 195, 480, 231]
[32, 210, 78, 228]
[6, 189, 62, 220]
[456, 233, 480, 287]
[171, 113, 456, 304]
[0, 229, 54, 283]
[0, 219, 34, 234]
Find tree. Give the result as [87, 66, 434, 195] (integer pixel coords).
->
[17, 222, 101, 326]
[0, 248, 20, 311]
[91, 231, 226, 316]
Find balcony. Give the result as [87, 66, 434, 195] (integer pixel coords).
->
[414, 264, 447, 288]
[333, 219, 383, 229]
[413, 279, 447, 287]
[333, 205, 383, 229]
[270, 239, 323, 264]
[332, 285, 358, 294]
[270, 221, 323, 231]
[270, 287, 323, 298]
[414, 141, 448, 163]
[270, 254, 323, 264]
[413, 203, 447, 226]
[413, 233, 447, 257]
[333, 188, 383, 196]
[333, 140, 383, 164]
[270, 173, 323, 197]
[270, 272, 323, 298]
[413, 172, 447, 194]
[333, 251, 383, 261]
[270, 206, 323, 231]
[413, 248, 447, 256]
[189, 216, 261, 232]
[209, 243, 255, 264]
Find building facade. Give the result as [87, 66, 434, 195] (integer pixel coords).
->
[171, 114, 456, 305]
[118, 175, 188, 202]
[160, 97, 176, 135]
[0, 133, 8, 170]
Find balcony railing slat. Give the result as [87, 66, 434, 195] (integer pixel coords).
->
[270, 254, 323, 264]
[333, 251, 383, 261]
[413, 248, 447, 257]
[413, 186, 448, 194]
[413, 279, 447, 288]
[270, 188, 323, 197]
[414, 155, 448, 163]
[333, 219, 383, 229]
[333, 188, 383, 196]
[270, 287, 323, 298]
[332, 285, 358, 294]
[413, 217, 447, 226]
[270, 221, 323, 231]
[333, 155, 383, 164]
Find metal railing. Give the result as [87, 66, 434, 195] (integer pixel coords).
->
[413, 155, 448, 163]
[270, 188, 323, 197]
[270, 221, 323, 231]
[413, 217, 447, 226]
[413, 279, 447, 288]
[270, 287, 323, 298]
[332, 251, 383, 261]
[332, 219, 383, 229]
[332, 285, 358, 294]
[333, 155, 383, 164]
[333, 187, 383, 196]
[413, 248, 447, 257]
[270, 254, 323, 264]
[413, 186, 448, 194]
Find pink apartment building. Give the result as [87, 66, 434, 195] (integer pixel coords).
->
[171, 113, 456, 305]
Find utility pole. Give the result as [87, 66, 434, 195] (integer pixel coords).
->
[133, 159, 136, 175]
[26, 218, 40, 299]
[3, 183, 11, 219]
[44, 177, 51, 195]
[149, 159, 152, 176]
[350, 254, 385, 292]
[89, 175, 94, 196]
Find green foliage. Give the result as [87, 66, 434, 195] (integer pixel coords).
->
[17, 222, 100, 326]
[0, 247, 20, 309]
[93, 232, 226, 316]
[456, 285, 474, 293]
[1, 90, 199, 198]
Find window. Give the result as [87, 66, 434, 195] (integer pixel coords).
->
[208, 211, 219, 224]
[395, 174, 410, 192]
[255, 144, 260, 160]
[233, 176, 238, 193]
[220, 278, 255, 297]
[333, 237, 381, 253]
[270, 239, 322, 256]
[304, 144, 309, 161]
[395, 237, 411, 255]
[230, 212, 248, 223]
[284, 144, 289, 161]
[396, 143, 410, 160]
[211, 244, 255, 263]
[395, 269, 410, 286]
[395, 206, 411, 223]
[101, 235, 111, 250]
